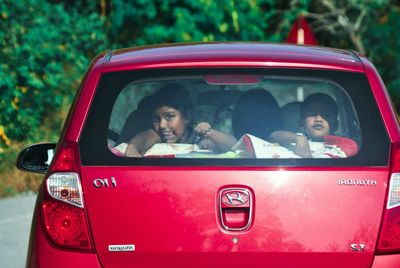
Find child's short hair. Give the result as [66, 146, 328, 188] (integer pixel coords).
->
[301, 93, 339, 132]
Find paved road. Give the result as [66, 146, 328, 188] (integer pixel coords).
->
[0, 193, 37, 268]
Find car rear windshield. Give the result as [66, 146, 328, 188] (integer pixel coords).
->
[79, 68, 389, 166]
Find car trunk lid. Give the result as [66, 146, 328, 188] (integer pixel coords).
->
[81, 167, 388, 268]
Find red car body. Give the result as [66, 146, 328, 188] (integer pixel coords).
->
[19, 43, 400, 267]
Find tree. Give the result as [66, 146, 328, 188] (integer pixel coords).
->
[0, 0, 108, 146]
[303, 0, 400, 110]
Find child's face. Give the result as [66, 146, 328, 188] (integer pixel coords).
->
[152, 106, 188, 143]
[302, 102, 335, 141]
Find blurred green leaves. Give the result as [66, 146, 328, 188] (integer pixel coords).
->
[102, 0, 308, 45]
[0, 0, 108, 145]
[362, 3, 400, 109]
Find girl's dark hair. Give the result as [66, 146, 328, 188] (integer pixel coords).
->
[148, 83, 194, 123]
[232, 88, 282, 140]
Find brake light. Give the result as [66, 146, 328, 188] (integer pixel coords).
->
[51, 143, 78, 171]
[41, 142, 93, 251]
[377, 143, 400, 254]
[42, 200, 91, 249]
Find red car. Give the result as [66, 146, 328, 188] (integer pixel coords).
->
[17, 43, 400, 267]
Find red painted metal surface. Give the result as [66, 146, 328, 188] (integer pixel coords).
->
[25, 43, 400, 267]
[63, 52, 106, 142]
[371, 254, 400, 267]
[80, 167, 387, 267]
[103, 43, 364, 73]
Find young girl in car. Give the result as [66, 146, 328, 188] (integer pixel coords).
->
[270, 93, 358, 158]
[124, 84, 237, 157]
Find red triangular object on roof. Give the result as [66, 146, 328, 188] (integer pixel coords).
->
[286, 15, 317, 45]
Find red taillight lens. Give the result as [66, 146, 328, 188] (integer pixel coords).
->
[377, 173, 400, 253]
[377, 143, 400, 254]
[391, 143, 400, 173]
[42, 200, 92, 249]
[51, 142, 79, 172]
[42, 141, 93, 251]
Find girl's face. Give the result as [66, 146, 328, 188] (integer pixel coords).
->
[152, 106, 188, 143]
[302, 102, 334, 141]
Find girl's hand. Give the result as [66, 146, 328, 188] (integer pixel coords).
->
[194, 122, 212, 137]
[294, 135, 312, 158]
[197, 138, 216, 150]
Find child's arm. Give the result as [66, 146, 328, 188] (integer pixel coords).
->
[194, 122, 237, 152]
[125, 129, 161, 157]
[270, 130, 312, 158]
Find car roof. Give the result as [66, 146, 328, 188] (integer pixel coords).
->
[100, 42, 364, 73]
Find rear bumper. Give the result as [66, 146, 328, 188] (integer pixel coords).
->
[371, 255, 400, 267]
[26, 201, 400, 268]
[26, 210, 101, 268]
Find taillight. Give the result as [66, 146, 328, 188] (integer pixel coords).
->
[377, 143, 400, 254]
[46, 172, 83, 207]
[42, 199, 91, 249]
[41, 142, 93, 251]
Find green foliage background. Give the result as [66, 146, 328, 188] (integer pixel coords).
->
[1, 0, 399, 196]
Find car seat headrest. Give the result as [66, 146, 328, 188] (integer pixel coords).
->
[281, 102, 302, 133]
[232, 89, 282, 140]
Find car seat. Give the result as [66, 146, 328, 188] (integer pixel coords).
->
[281, 101, 302, 133]
[114, 95, 153, 145]
[115, 109, 152, 145]
[232, 89, 282, 141]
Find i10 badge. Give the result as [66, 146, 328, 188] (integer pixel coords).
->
[93, 177, 117, 188]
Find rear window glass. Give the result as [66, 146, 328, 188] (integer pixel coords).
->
[80, 68, 389, 166]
